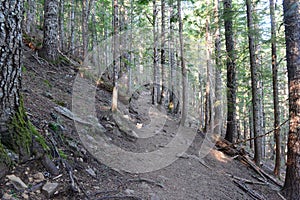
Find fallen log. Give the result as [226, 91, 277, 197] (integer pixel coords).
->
[233, 179, 266, 200]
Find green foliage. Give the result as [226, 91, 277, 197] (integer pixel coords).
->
[49, 122, 59, 132]
[58, 149, 67, 159]
[0, 143, 12, 167]
[30, 122, 50, 152]
[43, 79, 52, 88]
[22, 65, 27, 73]
[53, 99, 66, 107]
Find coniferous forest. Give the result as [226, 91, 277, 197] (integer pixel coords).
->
[0, 0, 299, 199]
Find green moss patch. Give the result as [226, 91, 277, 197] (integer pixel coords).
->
[7, 98, 49, 161]
[0, 143, 12, 167]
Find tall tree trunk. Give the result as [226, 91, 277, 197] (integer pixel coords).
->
[0, 0, 32, 164]
[26, 0, 36, 34]
[282, 0, 300, 198]
[160, 0, 166, 105]
[69, 0, 75, 55]
[82, 0, 89, 58]
[178, 0, 188, 125]
[91, 2, 97, 50]
[246, 0, 262, 165]
[223, 0, 237, 142]
[59, 0, 64, 51]
[249, 108, 254, 150]
[214, 0, 223, 136]
[39, 0, 59, 62]
[269, 0, 281, 177]
[152, 0, 159, 105]
[111, 0, 119, 112]
[204, 1, 213, 132]
[169, 2, 176, 112]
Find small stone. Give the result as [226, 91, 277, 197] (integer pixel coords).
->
[105, 124, 113, 129]
[2, 193, 12, 200]
[30, 182, 44, 192]
[80, 148, 87, 155]
[86, 167, 96, 177]
[42, 92, 53, 99]
[78, 157, 83, 162]
[28, 177, 33, 182]
[42, 182, 59, 198]
[6, 174, 28, 190]
[150, 193, 160, 200]
[36, 189, 41, 194]
[33, 172, 45, 182]
[125, 189, 135, 195]
[22, 193, 29, 200]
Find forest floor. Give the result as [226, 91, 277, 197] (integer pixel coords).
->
[0, 48, 285, 200]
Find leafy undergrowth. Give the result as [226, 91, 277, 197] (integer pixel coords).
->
[0, 48, 284, 200]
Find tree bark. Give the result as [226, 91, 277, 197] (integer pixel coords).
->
[0, 0, 32, 163]
[59, 0, 64, 51]
[178, 0, 188, 126]
[152, 0, 159, 105]
[69, 0, 75, 55]
[26, 0, 36, 34]
[81, 0, 94, 58]
[160, 0, 166, 105]
[223, 0, 237, 142]
[282, 0, 300, 199]
[269, 0, 281, 177]
[169, 3, 176, 112]
[246, 0, 262, 165]
[111, 0, 119, 112]
[39, 0, 59, 62]
[214, 0, 223, 136]
[204, 0, 213, 132]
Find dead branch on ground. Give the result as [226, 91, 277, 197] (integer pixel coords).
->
[123, 178, 165, 188]
[233, 179, 266, 200]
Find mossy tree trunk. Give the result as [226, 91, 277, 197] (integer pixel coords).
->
[0, 0, 32, 165]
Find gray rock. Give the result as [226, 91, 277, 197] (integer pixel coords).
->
[150, 193, 160, 200]
[42, 92, 53, 99]
[86, 167, 96, 177]
[2, 193, 13, 200]
[6, 174, 28, 191]
[125, 189, 135, 195]
[33, 172, 45, 182]
[42, 182, 59, 198]
[41, 155, 59, 176]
